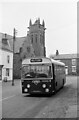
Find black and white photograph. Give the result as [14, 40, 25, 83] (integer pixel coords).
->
[0, 0, 78, 119]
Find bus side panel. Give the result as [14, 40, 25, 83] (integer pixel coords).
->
[54, 65, 59, 91]
[59, 66, 64, 88]
[52, 64, 56, 92]
[60, 66, 66, 87]
[54, 65, 66, 91]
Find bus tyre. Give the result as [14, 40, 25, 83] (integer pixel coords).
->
[61, 79, 64, 88]
[22, 87, 24, 93]
[53, 89, 56, 95]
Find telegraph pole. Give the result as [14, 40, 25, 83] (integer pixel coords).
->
[12, 28, 16, 86]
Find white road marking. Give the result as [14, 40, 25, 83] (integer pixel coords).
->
[0, 95, 16, 102]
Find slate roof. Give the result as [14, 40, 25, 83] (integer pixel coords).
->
[14, 37, 26, 53]
[0, 33, 26, 53]
[52, 54, 79, 59]
[0, 33, 13, 52]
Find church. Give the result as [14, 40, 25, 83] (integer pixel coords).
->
[20, 18, 46, 60]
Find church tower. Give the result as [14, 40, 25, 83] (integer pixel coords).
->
[28, 18, 46, 57]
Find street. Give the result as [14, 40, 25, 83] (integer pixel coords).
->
[1, 76, 78, 119]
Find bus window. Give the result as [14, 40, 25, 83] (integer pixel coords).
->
[22, 64, 52, 78]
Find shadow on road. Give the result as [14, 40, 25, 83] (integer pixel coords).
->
[23, 93, 53, 98]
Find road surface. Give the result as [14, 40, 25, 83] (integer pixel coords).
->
[0, 76, 78, 119]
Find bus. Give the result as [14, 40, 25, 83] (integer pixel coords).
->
[21, 57, 66, 94]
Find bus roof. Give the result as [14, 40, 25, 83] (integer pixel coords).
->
[51, 58, 65, 66]
[22, 57, 65, 66]
[22, 57, 51, 65]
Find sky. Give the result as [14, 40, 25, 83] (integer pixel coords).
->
[0, 0, 78, 57]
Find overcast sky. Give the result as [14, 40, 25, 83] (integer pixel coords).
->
[0, 0, 77, 57]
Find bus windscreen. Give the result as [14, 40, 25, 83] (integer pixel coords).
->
[22, 64, 52, 78]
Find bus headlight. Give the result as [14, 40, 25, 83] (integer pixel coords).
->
[27, 84, 30, 88]
[42, 84, 46, 88]
[45, 88, 49, 92]
[24, 88, 28, 92]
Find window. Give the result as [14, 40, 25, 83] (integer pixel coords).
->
[27, 46, 30, 53]
[40, 34, 42, 44]
[2, 38, 8, 45]
[6, 68, 9, 76]
[19, 47, 22, 53]
[72, 66, 76, 72]
[40, 34, 44, 45]
[22, 65, 52, 78]
[31, 35, 33, 44]
[72, 59, 76, 65]
[7, 55, 10, 63]
[35, 34, 37, 43]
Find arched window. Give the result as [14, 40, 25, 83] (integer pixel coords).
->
[19, 47, 22, 53]
[31, 35, 33, 44]
[40, 34, 43, 45]
[35, 34, 37, 43]
[40, 34, 42, 44]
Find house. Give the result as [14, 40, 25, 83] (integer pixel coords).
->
[0, 33, 13, 81]
[0, 33, 26, 79]
[51, 54, 79, 75]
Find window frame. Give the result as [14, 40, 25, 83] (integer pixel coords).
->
[6, 68, 9, 76]
[7, 55, 10, 64]
[72, 59, 76, 66]
[72, 66, 76, 72]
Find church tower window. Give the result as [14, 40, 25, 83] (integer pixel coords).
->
[35, 34, 37, 43]
[31, 35, 33, 44]
[40, 34, 43, 45]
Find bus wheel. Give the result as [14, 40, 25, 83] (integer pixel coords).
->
[62, 79, 64, 88]
[22, 87, 25, 93]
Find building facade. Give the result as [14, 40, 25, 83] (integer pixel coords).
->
[20, 18, 46, 60]
[28, 18, 46, 57]
[51, 54, 79, 75]
[0, 34, 13, 81]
